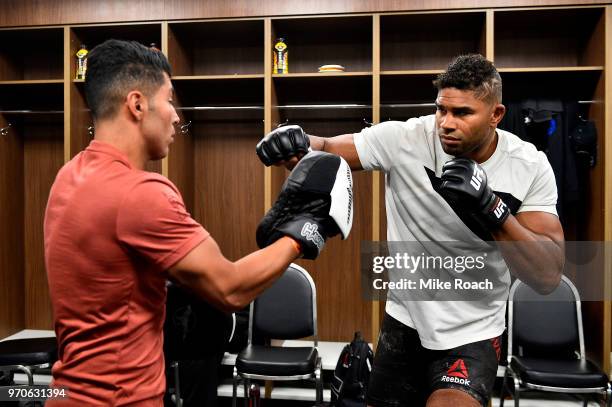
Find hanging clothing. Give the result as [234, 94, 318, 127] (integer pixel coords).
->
[499, 99, 580, 226]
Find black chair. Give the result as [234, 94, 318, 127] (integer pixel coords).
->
[232, 263, 322, 406]
[0, 337, 58, 386]
[500, 275, 611, 407]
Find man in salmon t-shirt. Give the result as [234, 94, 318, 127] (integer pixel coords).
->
[44, 39, 353, 406]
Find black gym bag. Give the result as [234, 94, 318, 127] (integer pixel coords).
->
[330, 332, 374, 407]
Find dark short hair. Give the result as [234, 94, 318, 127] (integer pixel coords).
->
[433, 54, 502, 103]
[84, 39, 172, 121]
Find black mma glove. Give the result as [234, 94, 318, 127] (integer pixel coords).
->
[440, 158, 510, 230]
[256, 125, 310, 166]
[256, 151, 353, 259]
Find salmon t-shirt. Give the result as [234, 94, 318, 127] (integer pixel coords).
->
[44, 140, 209, 406]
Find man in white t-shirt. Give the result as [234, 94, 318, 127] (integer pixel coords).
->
[255, 54, 564, 407]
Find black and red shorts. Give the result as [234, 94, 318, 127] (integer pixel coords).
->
[367, 313, 502, 407]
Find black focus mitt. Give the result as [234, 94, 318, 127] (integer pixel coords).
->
[256, 151, 353, 259]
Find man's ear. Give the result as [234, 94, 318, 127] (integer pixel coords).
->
[126, 91, 146, 120]
[490, 103, 506, 127]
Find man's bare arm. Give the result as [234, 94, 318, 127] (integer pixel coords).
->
[168, 236, 299, 312]
[493, 211, 564, 294]
[278, 133, 363, 171]
[308, 134, 362, 170]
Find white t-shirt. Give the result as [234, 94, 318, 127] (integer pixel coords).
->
[354, 114, 558, 349]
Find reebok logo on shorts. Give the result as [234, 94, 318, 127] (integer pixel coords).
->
[447, 358, 468, 379]
[441, 359, 470, 386]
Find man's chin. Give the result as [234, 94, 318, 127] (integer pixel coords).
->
[149, 151, 168, 162]
[441, 143, 464, 156]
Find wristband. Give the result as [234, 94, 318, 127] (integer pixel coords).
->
[482, 194, 510, 229]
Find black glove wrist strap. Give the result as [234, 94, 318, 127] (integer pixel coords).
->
[481, 194, 510, 229]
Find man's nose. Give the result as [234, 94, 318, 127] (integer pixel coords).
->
[439, 113, 456, 131]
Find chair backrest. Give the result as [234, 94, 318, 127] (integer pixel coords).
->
[249, 263, 317, 345]
[508, 275, 584, 362]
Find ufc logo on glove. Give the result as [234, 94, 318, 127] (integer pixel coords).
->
[470, 166, 484, 191]
[493, 199, 508, 220]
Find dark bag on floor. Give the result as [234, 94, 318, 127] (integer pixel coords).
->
[330, 331, 373, 407]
